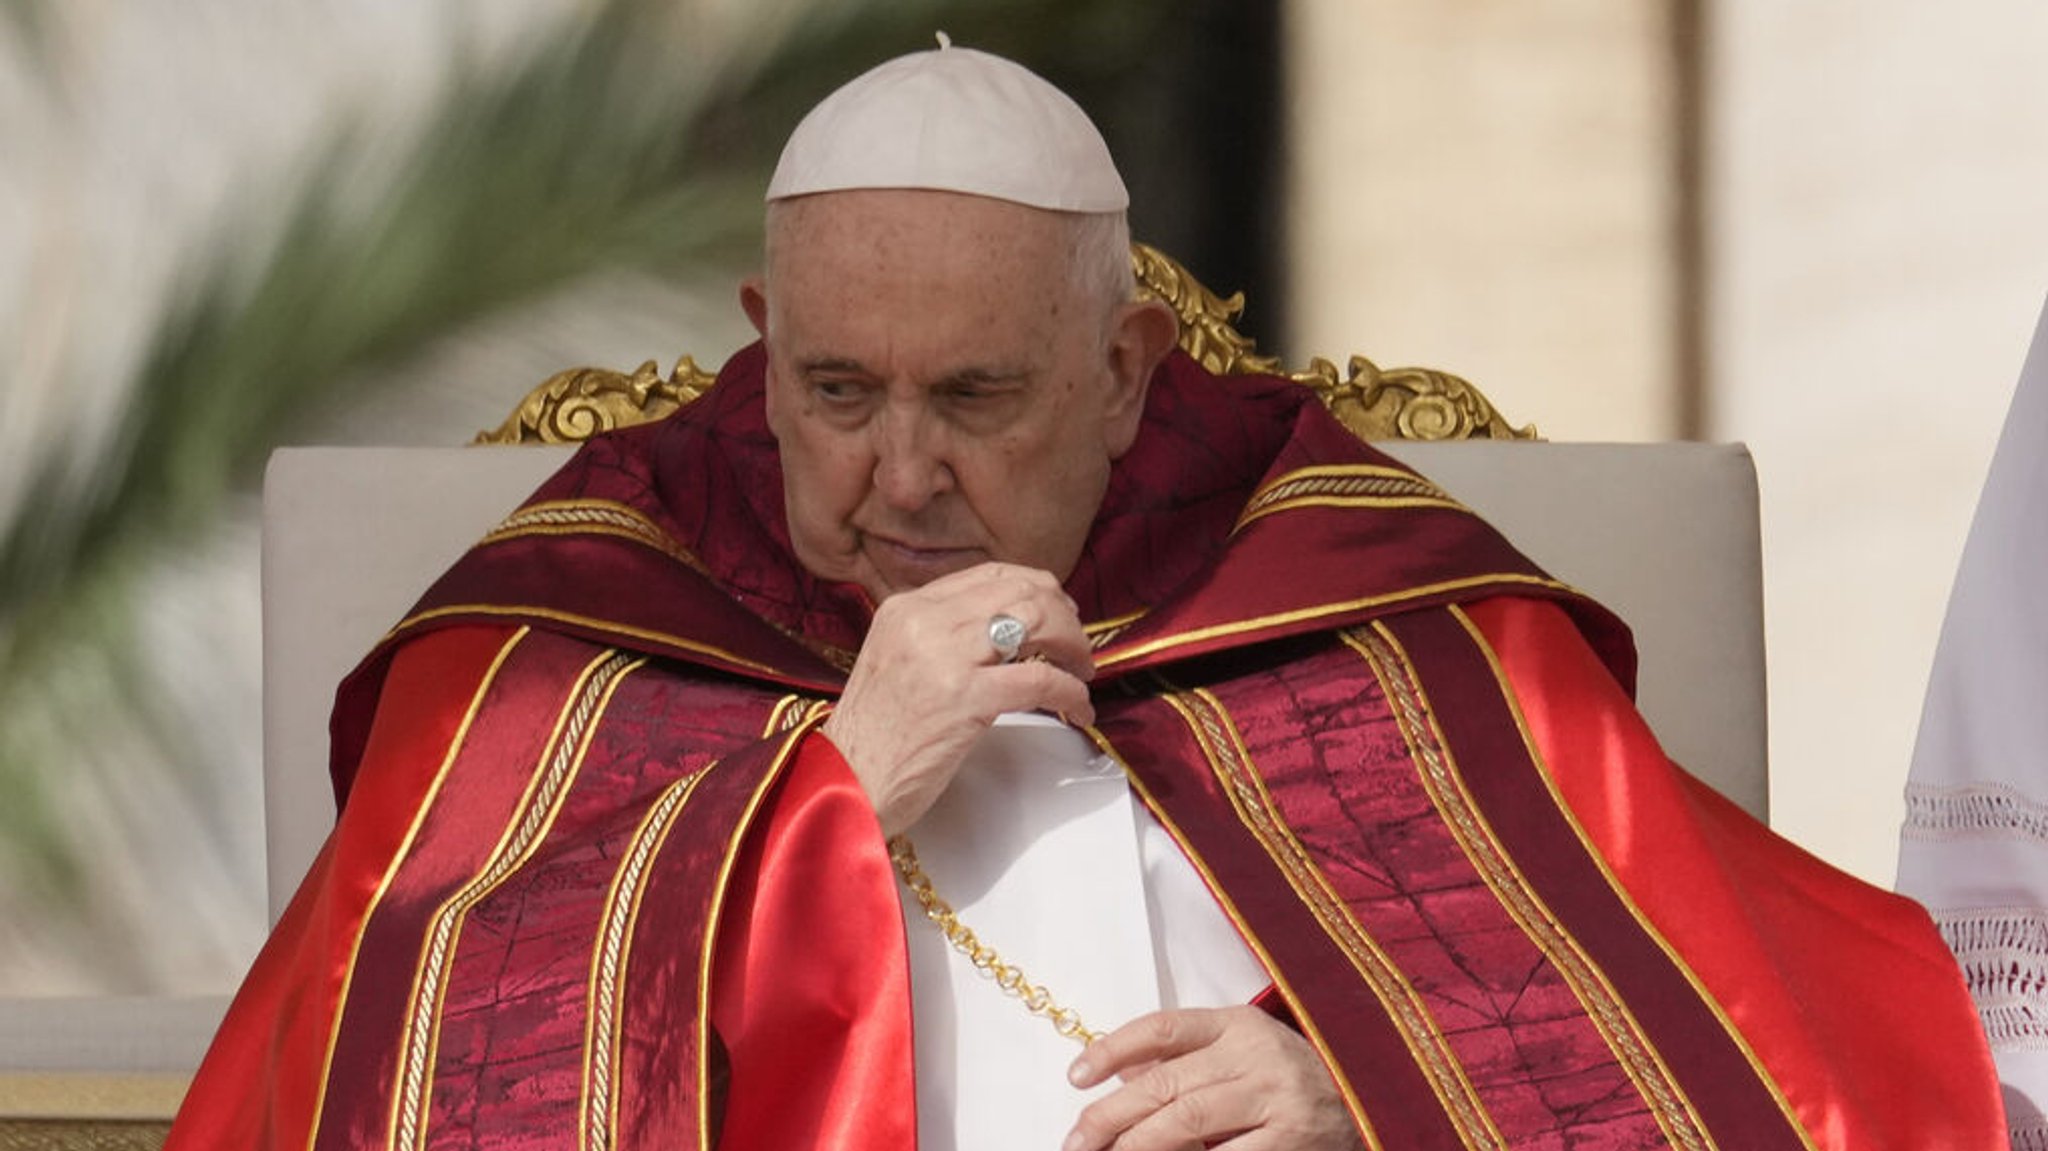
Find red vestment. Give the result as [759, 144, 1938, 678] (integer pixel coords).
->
[169, 347, 2003, 1150]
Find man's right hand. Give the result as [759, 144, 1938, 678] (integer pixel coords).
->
[821, 561, 1097, 836]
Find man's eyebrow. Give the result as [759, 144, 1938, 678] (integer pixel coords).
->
[795, 355, 869, 375]
[935, 365, 1031, 387]
[789, 358, 1032, 385]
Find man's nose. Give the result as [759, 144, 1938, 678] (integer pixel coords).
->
[871, 404, 955, 509]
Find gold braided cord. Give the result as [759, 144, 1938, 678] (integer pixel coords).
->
[888, 836, 1101, 1047]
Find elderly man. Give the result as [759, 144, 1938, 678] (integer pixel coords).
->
[171, 42, 2000, 1151]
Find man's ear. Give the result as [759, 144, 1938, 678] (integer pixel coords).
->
[740, 277, 770, 339]
[741, 277, 785, 428]
[1102, 297, 1180, 457]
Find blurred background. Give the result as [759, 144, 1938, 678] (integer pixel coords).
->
[1, 0, 2044, 1000]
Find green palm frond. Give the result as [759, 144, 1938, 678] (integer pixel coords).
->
[0, 0, 770, 907]
[0, 0, 1175, 966]
[1, 0, 52, 55]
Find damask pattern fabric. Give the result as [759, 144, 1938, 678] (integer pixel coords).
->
[172, 345, 2003, 1150]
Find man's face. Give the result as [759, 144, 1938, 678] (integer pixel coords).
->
[744, 190, 1151, 603]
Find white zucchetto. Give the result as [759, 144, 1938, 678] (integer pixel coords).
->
[766, 35, 1128, 212]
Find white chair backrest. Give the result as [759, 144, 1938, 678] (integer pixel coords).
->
[261, 441, 1767, 922]
[1383, 441, 1767, 819]
[262, 446, 573, 922]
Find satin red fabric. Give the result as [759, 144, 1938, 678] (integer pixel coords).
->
[167, 626, 520, 1151]
[709, 737, 915, 1151]
[170, 342, 2005, 1150]
[1469, 597, 2005, 1149]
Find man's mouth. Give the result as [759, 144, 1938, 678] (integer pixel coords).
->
[863, 534, 982, 585]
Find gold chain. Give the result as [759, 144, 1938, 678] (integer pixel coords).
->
[888, 835, 1101, 1046]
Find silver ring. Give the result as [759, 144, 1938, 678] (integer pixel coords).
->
[987, 613, 1027, 664]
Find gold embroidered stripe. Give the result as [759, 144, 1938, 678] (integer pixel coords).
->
[1236, 467, 1462, 532]
[391, 605, 788, 679]
[1083, 608, 1148, 651]
[1095, 572, 1574, 671]
[386, 649, 642, 1151]
[479, 501, 863, 673]
[695, 720, 827, 1151]
[1442, 607, 1816, 1151]
[1349, 623, 1714, 1151]
[483, 500, 708, 576]
[1162, 689, 1507, 1151]
[1245, 463, 1450, 504]
[582, 765, 711, 1151]
[761, 694, 803, 738]
[769, 696, 832, 735]
[1089, 728, 1386, 1151]
[306, 627, 531, 1151]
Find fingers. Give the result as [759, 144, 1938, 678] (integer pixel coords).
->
[1069, 1009, 1225, 1089]
[825, 561, 1100, 834]
[906, 561, 1094, 680]
[1063, 1008, 1363, 1151]
[980, 658, 1097, 727]
[1066, 1048, 1240, 1151]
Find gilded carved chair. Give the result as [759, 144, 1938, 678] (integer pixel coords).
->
[262, 243, 1767, 925]
[0, 241, 1761, 1146]
[0, 246, 1764, 1151]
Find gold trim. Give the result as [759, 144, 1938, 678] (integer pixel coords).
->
[1442, 606, 1818, 1150]
[760, 693, 831, 736]
[695, 718, 827, 1151]
[391, 605, 789, 680]
[1082, 608, 1148, 651]
[305, 627, 531, 1151]
[476, 247, 1532, 445]
[1160, 689, 1505, 1151]
[1234, 465, 1462, 533]
[1082, 728, 1387, 1151]
[583, 765, 712, 1151]
[1245, 462, 1453, 496]
[481, 499, 857, 672]
[387, 650, 643, 1151]
[1349, 623, 1711, 1151]
[761, 694, 805, 737]
[482, 499, 708, 577]
[792, 698, 834, 732]
[1242, 495, 1465, 525]
[1093, 572, 1574, 671]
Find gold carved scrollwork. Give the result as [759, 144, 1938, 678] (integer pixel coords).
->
[475, 245, 1531, 443]
[1128, 242, 1535, 442]
[1128, 242, 1285, 380]
[1290, 355, 1535, 443]
[472, 357, 719, 445]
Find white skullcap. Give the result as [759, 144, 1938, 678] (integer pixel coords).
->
[766, 34, 1128, 212]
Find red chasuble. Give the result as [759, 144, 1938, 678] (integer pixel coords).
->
[169, 347, 2003, 1151]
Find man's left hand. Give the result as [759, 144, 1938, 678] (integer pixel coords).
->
[1062, 1006, 1364, 1151]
